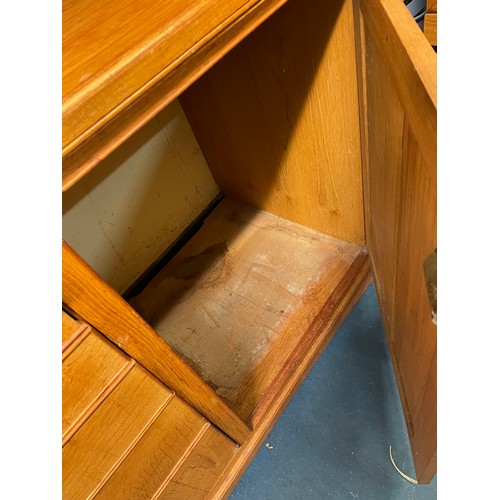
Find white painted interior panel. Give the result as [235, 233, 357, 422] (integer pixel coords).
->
[62, 99, 221, 294]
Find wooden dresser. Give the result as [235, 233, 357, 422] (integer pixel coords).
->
[62, 0, 437, 496]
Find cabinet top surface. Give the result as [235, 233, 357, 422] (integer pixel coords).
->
[62, 0, 256, 154]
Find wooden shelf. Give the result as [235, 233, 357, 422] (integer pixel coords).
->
[130, 199, 367, 425]
[62, 0, 288, 191]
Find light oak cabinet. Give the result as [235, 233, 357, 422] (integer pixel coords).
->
[62, 0, 436, 495]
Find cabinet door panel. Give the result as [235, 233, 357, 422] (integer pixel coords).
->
[354, 0, 437, 483]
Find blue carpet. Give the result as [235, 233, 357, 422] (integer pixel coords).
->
[230, 283, 437, 499]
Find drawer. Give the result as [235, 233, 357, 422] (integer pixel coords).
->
[62, 318, 134, 444]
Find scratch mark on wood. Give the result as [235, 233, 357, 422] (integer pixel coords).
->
[201, 304, 220, 328]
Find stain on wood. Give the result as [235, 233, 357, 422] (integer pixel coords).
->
[130, 198, 364, 422]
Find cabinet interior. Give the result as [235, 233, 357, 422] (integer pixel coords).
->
[129, 199, 366, 425]
[62, 0, 438, 489]
[63, 0, 369, 426]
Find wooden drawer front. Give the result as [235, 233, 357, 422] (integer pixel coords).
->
[97, 407, 237, 500]
[158, 426, 237, 499]
[62, 325, 133, 444]
[95, 396, 210, 498]
[62, 310, 87, 351]
[62, 365, 173, 499]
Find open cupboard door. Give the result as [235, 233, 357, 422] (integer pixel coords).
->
[353, 0, 437, 483]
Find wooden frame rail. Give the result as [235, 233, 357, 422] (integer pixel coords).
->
[62, 241, 251, 445]
[62, 0, 289, 191]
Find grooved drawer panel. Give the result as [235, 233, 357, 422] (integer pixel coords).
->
[62, 310, 84, 349]
[94, 396, 208, 499]
[157, 426, 237, 499]
[62, 326, 132, 442]
[62, 365, 173, 500]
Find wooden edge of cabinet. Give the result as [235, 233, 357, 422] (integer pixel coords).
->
[209, 257, 372, 499]
[250, 251, 370, 425]
[424, 12, 437, 47]
[358, 0, 436, 169]
[62, 0, 288, 192]
[62, 241, 251, 445]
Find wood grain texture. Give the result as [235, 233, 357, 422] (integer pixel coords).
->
[62, 365, 173, 499]
[391, 122, 437, 483]
[411, 344, 437, 480]
[424, 12, 437, 47]
[209, 257, 372, 499]
[62, 323, 92, 361]
[181, 0, 365, 245]
[64, 0, 248, 150]
[62, 0, 289, 190]
[426, 0, 437, 13]
[360, 26, 405, 343]
[354, 0, 436, 483]
[62, 310, 79, 344]
[157, 426, 237, 499]
[62, 327, 134, 445]
[359, 0, 436, 170]
[94, 397, 208, 499]
[62, 241, 251, 444]
[62, 310, 89, 352]
[129, 199, 365, 424]
[250, 250, 369, 425]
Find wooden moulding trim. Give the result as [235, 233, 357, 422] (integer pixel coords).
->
[62, 241, 251, 445]
[209, 256, 372, 499]
[359, 0, 436, 170]
[62, 359, 136, 447]
[62, 323, 92, 361]
[62, 0, 289, 192]
[250, 251, 369, 425]
[351, 0, 371, 252]
[88, 388, 175, 499]
[63, 0, 258, 152]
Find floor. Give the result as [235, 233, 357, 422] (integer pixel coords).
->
[230, 283, 437, 499]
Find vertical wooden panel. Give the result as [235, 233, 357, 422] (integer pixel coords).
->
[392, 121, 437, 442]
[62, 366, 173, 499]
[354, 0, 436, 483]
[362, 31, 405, 340]
[359, 0, 436, 169]
[411, 345, 437, 479]
[423, 13, 437, 47]
[181, 0, 365, 245]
